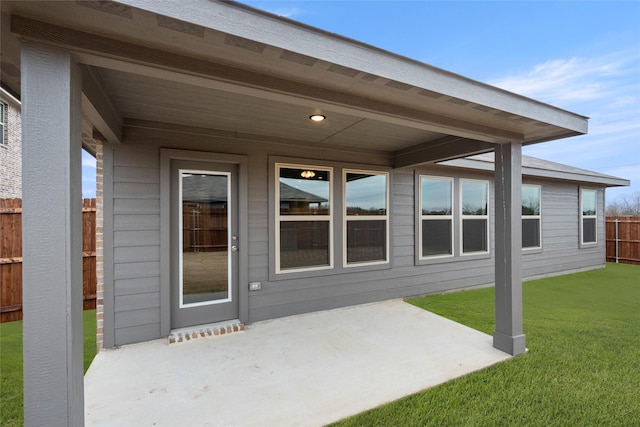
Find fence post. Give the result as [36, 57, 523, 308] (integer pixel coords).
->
[615, 218, 619, 264]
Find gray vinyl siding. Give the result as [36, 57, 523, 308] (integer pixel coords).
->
[521, 182, 605, 278]
[109, 143, 161, 345]
[104, 127, 608, 346]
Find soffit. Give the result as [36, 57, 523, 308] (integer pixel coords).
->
[1, 0, 588, 161]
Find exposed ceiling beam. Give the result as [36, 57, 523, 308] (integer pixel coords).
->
[81, 65, 122, 144]
[393, 136, 496, 168]
[11, 15, 524, 144]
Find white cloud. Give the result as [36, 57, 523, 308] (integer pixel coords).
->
[274, 7, 302, 18]
[495, 49, 640, 201]
[488, 50, 639, 106]
[257, 5, 303, 19]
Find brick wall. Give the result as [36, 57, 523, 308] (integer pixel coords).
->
[0, 94, 22, 198]
[95, 142, 104, 350]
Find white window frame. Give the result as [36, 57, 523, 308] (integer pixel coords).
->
[522, 184, 542, 251]
[178, 169, 232, 308]
[580, 188, 598, 247]
[0, 102, 5, 145]
[460, 179, 490, 256]
[343, 169, 390, 267]
[419, 175, 454, 260]
[275, 163, 334, 274]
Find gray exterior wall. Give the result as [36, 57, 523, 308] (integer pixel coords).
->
[102, 127, 607, 347]
[521, 180, 605, 278]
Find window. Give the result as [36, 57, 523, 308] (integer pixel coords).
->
[344, 170, 389, 266]
[0, 102, 5, 145]
[461, 180, 489, 254]
[581, 189, 597, 245]
[419, 176, 453, 258]
[276, 164, 332, 273]
[522, 185, 541, 249]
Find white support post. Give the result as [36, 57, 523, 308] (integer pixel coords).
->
[493, 143, 526, 356]
[22, 42, 84, 425]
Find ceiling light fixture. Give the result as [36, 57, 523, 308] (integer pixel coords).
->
[309, 114, 326, 122]
[301, 170, 316, 179]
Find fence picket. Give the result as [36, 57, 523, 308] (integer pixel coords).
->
[0, 198, 96, 322]
[606, 216, 640, 265]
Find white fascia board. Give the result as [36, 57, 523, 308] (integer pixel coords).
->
[440, 157, 630, 187]
[116, 0, 587, 133]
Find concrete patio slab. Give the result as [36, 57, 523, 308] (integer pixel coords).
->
[85, 299, 512, 426]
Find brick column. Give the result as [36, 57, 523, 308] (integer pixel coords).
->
[95, 141, 104, 350]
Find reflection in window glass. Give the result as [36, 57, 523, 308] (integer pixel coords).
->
[522, 185, 541, 249]
[346, 173, 387, 215]
[422, 219, 452, 256]
[463, 218, 488, 253]
[522, 186, 540, 215]
[461, 180, 489, 254]
[344, 171, 389, 266]
[581, 189, 597, 244]
[523, 218, 540, 248]
[180, 172, 230, 305]
[421, 178, 452, 215]
[280, 221, 330, 269]
[462, 181, 488, 215]
[277, 164, 332, 272]
[582, 190, 597, 216]
[582, 218, 596, 243]
[346, 220, 386, 263]
[279, 167, 330, 215]
[420, 177, 453, 258]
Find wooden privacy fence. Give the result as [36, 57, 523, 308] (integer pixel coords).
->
[182, 206, 227, 252]
[606, 216, 640, 265]
[0, 198, 96, 323]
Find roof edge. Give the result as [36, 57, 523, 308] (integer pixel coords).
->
[115, 0, 588, 133]
[0, 85, 21, 106]
[439, 155, 630, 188]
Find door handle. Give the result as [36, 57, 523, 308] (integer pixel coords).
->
[231, 245, 238, 252]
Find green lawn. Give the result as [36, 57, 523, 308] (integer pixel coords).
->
[0, 310, 97, 427]
[2, 265, 638, 426]
[332, 263, 640, 426]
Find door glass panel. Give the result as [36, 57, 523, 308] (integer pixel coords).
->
[180, 171, 230, 306]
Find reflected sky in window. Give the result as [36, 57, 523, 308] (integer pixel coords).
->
[462, 181, 488, 215]
[346, 173, 386, 213]
[422, 178, 452, 215]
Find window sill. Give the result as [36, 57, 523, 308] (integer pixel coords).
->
[460, 251, 491, 260]
[579, 242, 598, 249]
[523, 247, 543, 255]
[415, 251, 491, 266]
[269, 262, 392, 282]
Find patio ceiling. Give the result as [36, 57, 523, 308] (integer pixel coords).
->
[0, 0, 588, 166]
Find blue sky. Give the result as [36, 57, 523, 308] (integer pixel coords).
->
[83, 1, 639, 202]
